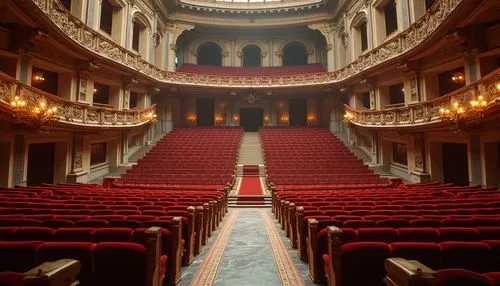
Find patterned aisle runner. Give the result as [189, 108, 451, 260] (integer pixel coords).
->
[189, 209, 304, 286]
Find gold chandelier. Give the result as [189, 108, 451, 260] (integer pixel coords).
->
[439, 95, 489, 130]
[9, 95, 59, 128]
[145, 111, 158, 123]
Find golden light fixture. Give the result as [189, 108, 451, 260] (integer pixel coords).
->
[215, 114, 224, 123]
[186, 113, 196, 124]
[233, 113, 239, 122]
[32, 72, 45, 84]
[280, 114, 289, 122]
[451, 72, 465, 84]
[145, 111, 157, 122]
[307, 114, 316, 124]
[10, 95, 59, 130]
[495, 81, 500, 92]
[439, 95, 490, 131]
[264, 114, 270, 123]
[343, 111, 355, 125]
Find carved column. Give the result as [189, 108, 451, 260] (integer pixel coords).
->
[409, 132, 430, 183]
[166, 23, 194, 71]
[308, 22, 335, 72]
[67, 133, 85, 183]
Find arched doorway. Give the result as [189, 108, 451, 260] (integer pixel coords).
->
[197, 42, 222, 66]
[282, 42, 308, 66]
[242, 45, 262, 67]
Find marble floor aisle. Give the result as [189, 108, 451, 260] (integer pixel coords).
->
[182, 209, 314, 286]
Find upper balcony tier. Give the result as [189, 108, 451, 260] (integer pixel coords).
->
[20, 0, 471, 89]
[0, 72, 156, 130]
[344, 69, 500, 131]
[176, 0, 326, 13]
[177, 64, 326, 76]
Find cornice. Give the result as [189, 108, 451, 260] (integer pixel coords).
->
[25, 0, 467, 89]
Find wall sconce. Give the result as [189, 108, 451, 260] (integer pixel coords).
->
[233, 113, 239, 122]
[264, 114, 270, 123]
[93, 88, 98, 94]
[32, 72, 45, 84]
[307, 114, 316, 124]
[495, 82, 500, 92]
[215, 114, 224, 124]
[280, 114, 289, 123]
[451, 72, 465, 84]
[186, 113, 196, 124]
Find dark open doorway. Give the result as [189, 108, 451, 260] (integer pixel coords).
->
[289, 98, 307, 126]
[442, 143, 469, 186]
[240, 108, 263, 132]
[27, 142, 55, 186]
[196, 98, 215, 126]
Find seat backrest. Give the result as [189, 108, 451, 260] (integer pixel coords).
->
[12, 227, 55, 242]
[397, 228, 439, 242]
[93, 228, 133, 242]
[343, 220, 376, 228]
[53, 228, 96, 242]
[435, 269, 495, 286]
[390, 242, 441, 269]
[94, 242, 148, 286]
[42, 219, 75, 228]
[409, 219, 441, 228]
[376, 219, 410, 228]
[357, 228, 398, 243]
[340, 242, 391, 286]
[440, 242, 493, 273]
[0, 241, 42, 272]
[36, 242, 96, 286]
[438, 227, 480, 242]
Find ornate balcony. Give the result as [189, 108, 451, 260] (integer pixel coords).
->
[23, 0, 466, 88]
[0, 72, 156, 130]
[344, 69, 500, 130]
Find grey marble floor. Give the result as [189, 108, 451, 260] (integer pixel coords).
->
[214, 210, 281, 286]
[180, 209, 317, 286]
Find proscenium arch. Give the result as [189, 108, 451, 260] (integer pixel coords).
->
[242, 44, 262, 67]
[281, 41, 308, 66]
[197, 42, 223, 66]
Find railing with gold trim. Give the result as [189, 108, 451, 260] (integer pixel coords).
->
[26, 0, 465, 88]
[0, 72, 156, 128]
[344, 69, 500, 128]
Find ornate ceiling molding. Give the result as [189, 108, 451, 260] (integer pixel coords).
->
[28, 0, 466, 89]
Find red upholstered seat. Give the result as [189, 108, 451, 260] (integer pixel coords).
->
[439, 227, 480, 242]
[94, 242, 153, 286]
[477, 227, 500, 240]
[12, 227, 55, 241]
[0, 272, 24, 286]
[435, 269, 495, 286]
[36, 242, 96, 285]
[75, 219, 110, 228]
[440, 242, 493, 272]
[0, 227, 16, 241]
[0, 219, 43, 227]
[376, 219, 410, 228]
[93, 228, 133, 242]
[43, 219, 75, 228]
[53, 228, 96, 242]
[109, 219, 143, 228]
[0, 241, 42, 272]
[340, 242, 391, 286]
[357, 228, 398, 243]
[390, 242, 441, 269]
[483, 240, 500, 270]
[409, 219, 441, 228]
[397, 228, 439, 242]
[343, 220, 376, 228]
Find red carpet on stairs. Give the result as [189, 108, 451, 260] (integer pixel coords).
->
[237, 176, 264, 205]
[238, 176, 263, 196]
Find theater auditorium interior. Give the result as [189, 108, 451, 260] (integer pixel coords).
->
[0, 0, 500, 285]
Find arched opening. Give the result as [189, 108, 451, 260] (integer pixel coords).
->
[242, 45, 262, 67]
[282, 42, 308, 66]
[197, 42, 222, 66]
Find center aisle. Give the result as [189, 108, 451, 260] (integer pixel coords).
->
[188, 209, 306, 286]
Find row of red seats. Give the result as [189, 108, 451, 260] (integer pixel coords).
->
[0, 240, 166, 286]
[322, 239, 500, 286]
[116, 127, 242, 188]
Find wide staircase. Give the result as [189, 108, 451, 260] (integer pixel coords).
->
[230, 132, 270, 208]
